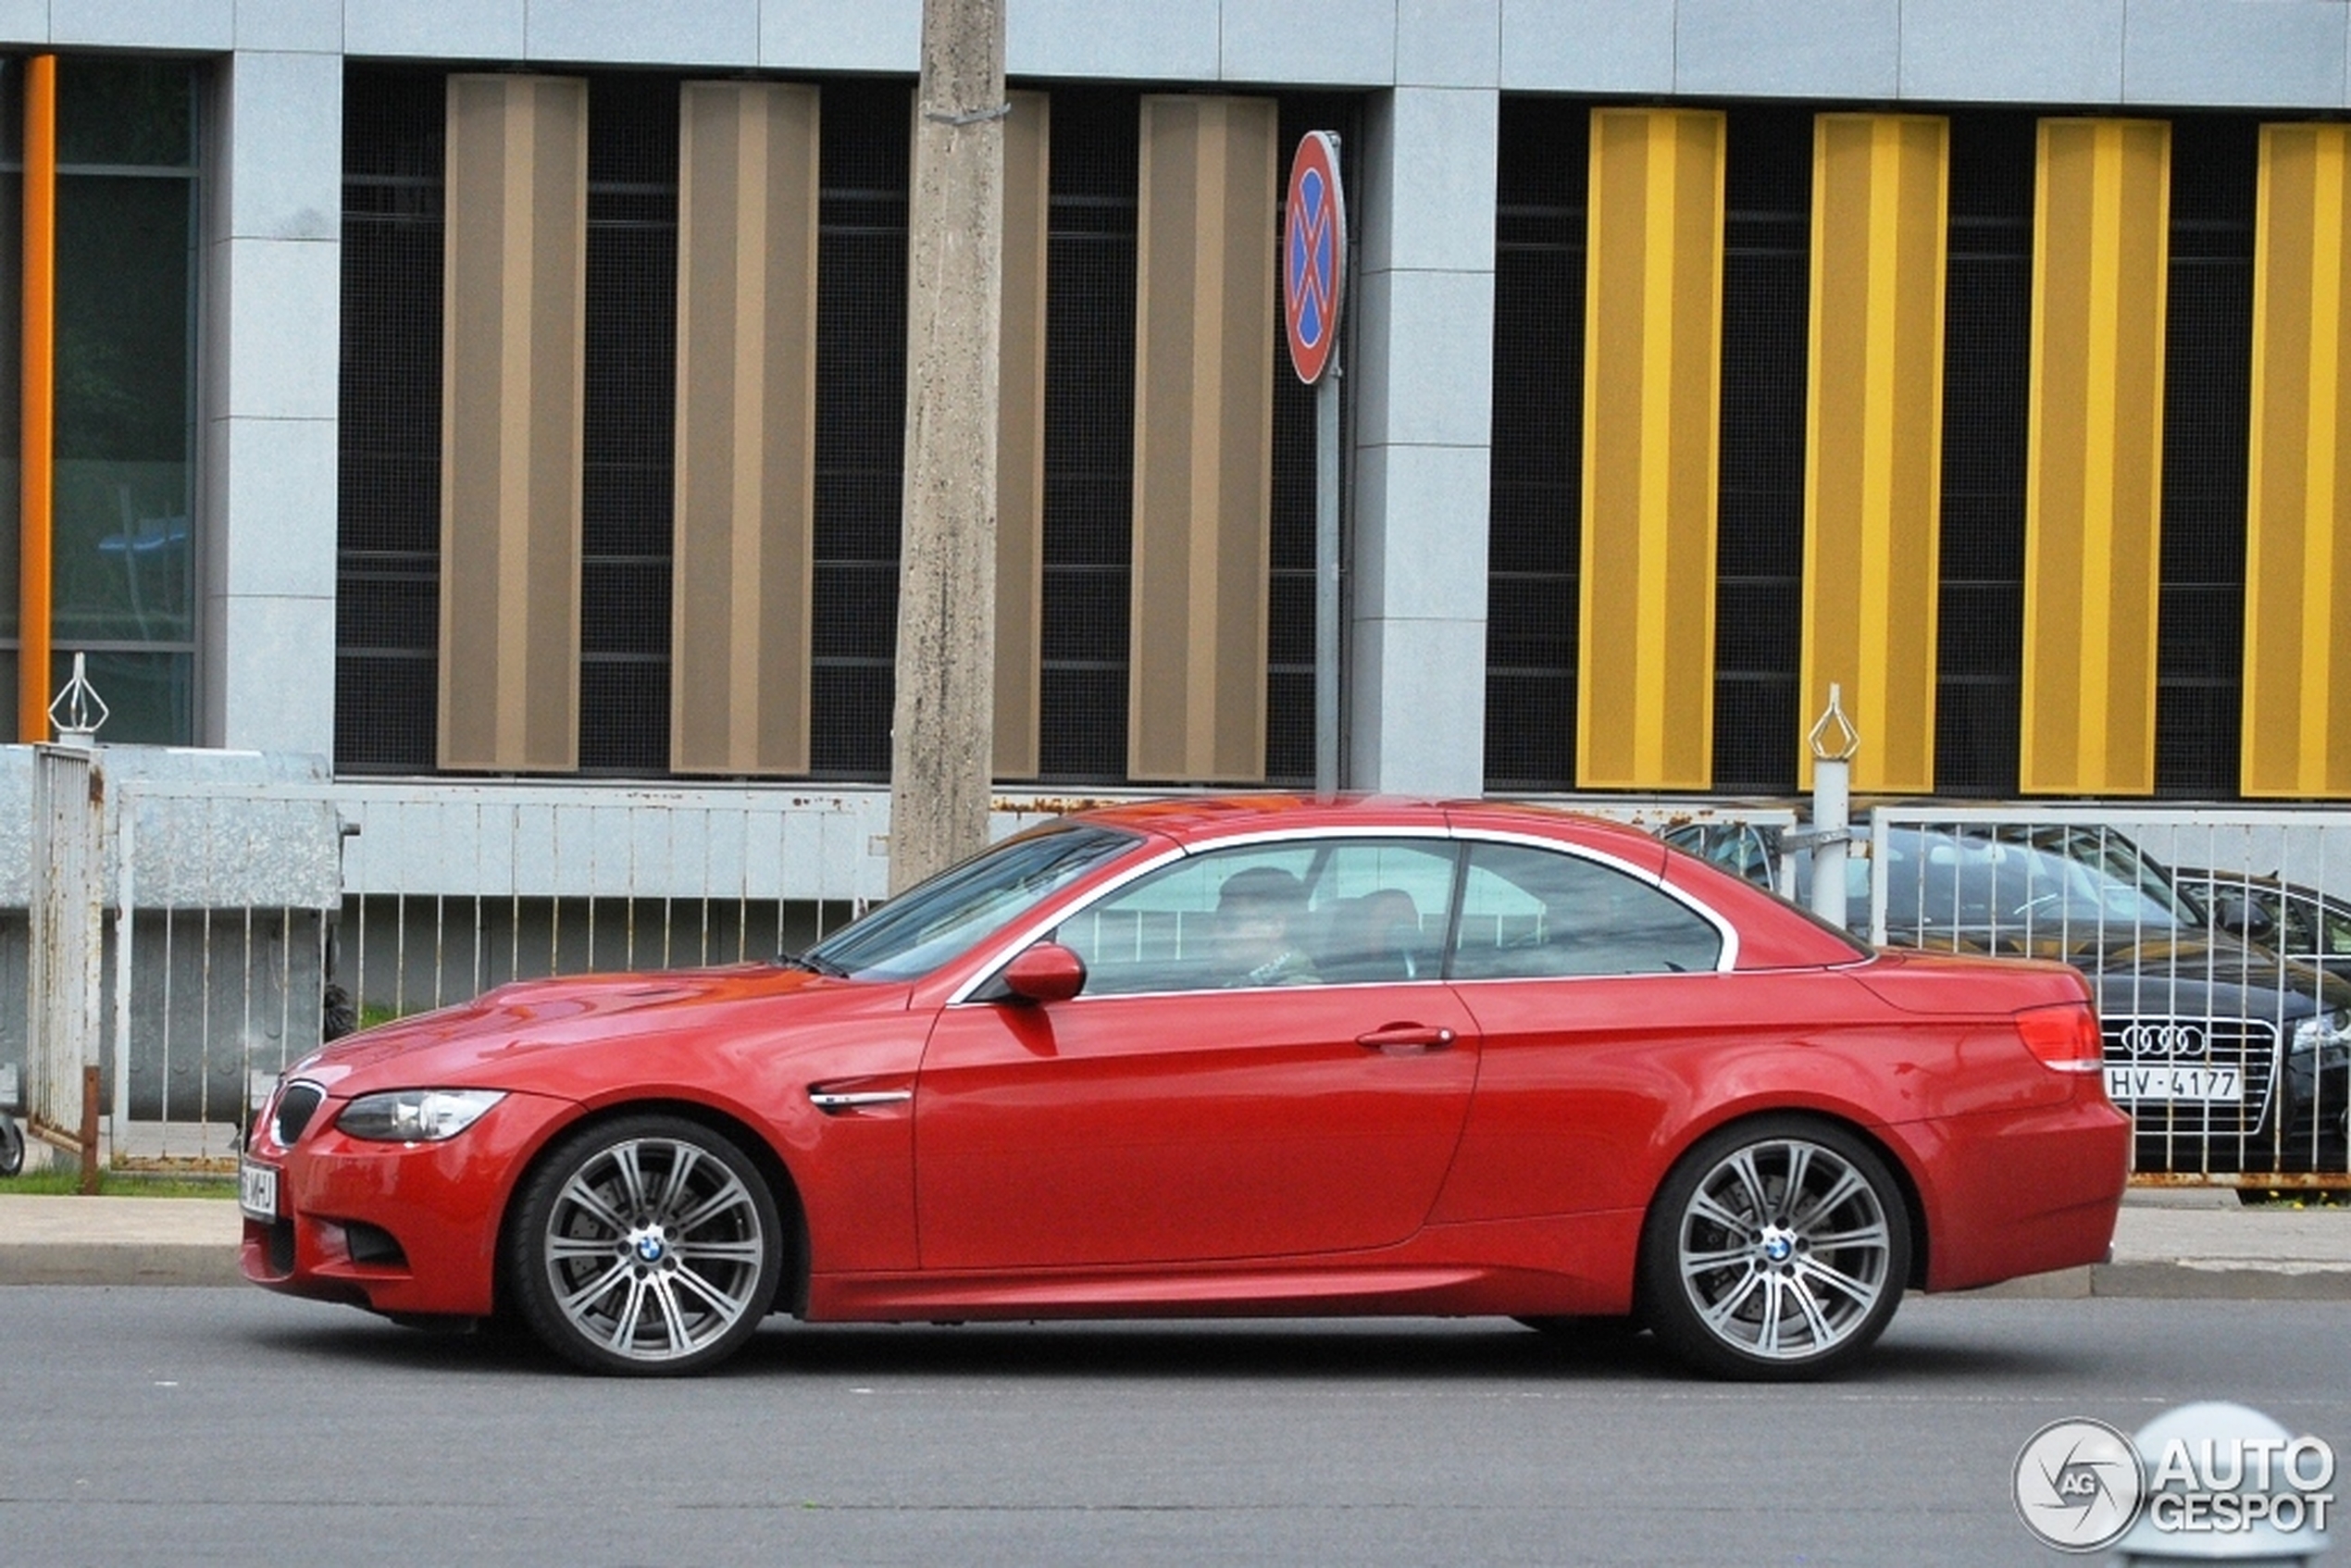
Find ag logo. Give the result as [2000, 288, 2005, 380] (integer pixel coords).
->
[2014, 1418, 2146, 1552]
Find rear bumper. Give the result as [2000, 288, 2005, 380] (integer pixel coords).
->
[241, 1089, 575, 1318]
[1901, 1094, 2133, 1292]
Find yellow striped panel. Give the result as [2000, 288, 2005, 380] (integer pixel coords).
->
[1128, 95, 1277, 784]
[1578, 107, 1725, 791]
[670, 81, 820, 776]
[2244, 124, 2351, 798]
[440, 75, 589, 773]
[2021, 118, 2170, 797]
[1800, 114, 1948, 795]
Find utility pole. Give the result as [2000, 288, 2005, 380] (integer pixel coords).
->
[887, 0, 1006, 895]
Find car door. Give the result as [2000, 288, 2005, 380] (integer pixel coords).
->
[914, 838, 1478, 1270]
[1429, 838, 1737, 1224]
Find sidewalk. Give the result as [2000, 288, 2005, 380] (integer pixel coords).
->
[2, 1188, 2346, 1296]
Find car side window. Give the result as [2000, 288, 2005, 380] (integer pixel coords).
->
[1451, 842, 1723, 979]
[1661, 823, 1773, 889]
[2322, 904, 2351, 958]
[1057, 839, 1459, 995]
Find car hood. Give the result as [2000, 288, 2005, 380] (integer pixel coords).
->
[285, 964, 901, 1097]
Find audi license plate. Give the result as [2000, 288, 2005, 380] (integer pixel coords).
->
[2104, 1065, 2243, 1103]
[239, 1159, 280, 1221]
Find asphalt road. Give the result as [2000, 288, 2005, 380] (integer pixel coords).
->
[2, 1289, 2345, 1567]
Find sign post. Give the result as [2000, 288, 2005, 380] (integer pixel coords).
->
[1285, 131, 1345, 798]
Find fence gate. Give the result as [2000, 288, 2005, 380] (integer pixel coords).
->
[25, 743, 103, 1164]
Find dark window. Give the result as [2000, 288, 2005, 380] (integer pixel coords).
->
[336, 66, 445, 773]
[1713, 106, 1812, 794]
[1036, 87, 1138, 784]
[1484, 97, 1586, 792]
[2155, 117, 2254, 800]
[1934, 112, 2035, 797]
[1452, 840, 1723, 978]
[579, 76, 679, 775]
[809, 81, 911, 780]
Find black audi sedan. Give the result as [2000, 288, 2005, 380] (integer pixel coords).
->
[1661, 819, 2351, 1179]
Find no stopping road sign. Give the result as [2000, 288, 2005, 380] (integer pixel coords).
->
[1284, 131, 1344, 385]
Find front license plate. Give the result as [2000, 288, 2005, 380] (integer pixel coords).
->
[239, 1159, 280, 1221]
[2104, 1065, 2243, 1103]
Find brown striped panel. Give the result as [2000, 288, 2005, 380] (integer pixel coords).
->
[2021, 118, 2170, 797]
[1128, 94, 1277, 784]
[439, 74, 588, 773]
[669, 81, 821, 776]
[2244, 124, 2351, 798]
[1578, 107, 1725, 791]
[992, 89, 1049, 780]
[1800, 114, 1948, 794]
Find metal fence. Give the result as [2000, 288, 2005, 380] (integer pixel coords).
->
[10, 760, 1086, 1172]
[1867, 805, 2350, 1189]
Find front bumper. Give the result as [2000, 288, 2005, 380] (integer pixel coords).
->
[241, 1085, 577, 1318]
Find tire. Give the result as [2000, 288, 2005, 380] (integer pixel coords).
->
[1638, 1116, 1910, 1381]
[0, 1116, 22, 1178]
[506, 1114, 783, 1375]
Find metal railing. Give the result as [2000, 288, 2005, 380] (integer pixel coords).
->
[15, 766, 1088, 1172]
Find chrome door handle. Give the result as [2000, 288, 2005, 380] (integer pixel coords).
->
[1355, 1024, 1456, 1051]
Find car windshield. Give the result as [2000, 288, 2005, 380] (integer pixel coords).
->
[802, 825, 1140, 980]
[1877, 825, 2199, 938]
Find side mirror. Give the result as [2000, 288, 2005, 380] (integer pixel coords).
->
[1001, 942, 1086, 1004]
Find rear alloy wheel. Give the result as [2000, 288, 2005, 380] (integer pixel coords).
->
[1639, 1118, 1909, 1381]
[509, 1114, 781, 1375]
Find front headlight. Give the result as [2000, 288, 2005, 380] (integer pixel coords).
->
[2290, 1008, 2351, 1053]
[336, 1089, 506, 1143]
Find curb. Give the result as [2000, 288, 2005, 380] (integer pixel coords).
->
[1963, 1262, 2351, 1302]
[0, 1242, 244, 1288]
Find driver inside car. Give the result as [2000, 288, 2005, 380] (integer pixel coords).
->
[1216, 865, 1322, 988]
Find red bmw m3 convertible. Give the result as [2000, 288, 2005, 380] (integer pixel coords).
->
[242, 796, 2129, 1379]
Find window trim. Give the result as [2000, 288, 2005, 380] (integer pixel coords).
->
[945, 823, 1742, 1006]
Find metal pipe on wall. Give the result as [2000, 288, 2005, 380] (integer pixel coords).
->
[17, 53, 56, 742]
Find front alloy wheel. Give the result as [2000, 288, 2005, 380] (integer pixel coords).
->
[509, 1114, 781, 1375]
[1640, 1118, 1909, 1380]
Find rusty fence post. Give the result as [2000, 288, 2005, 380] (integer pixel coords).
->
[26, 740, 105, 1179]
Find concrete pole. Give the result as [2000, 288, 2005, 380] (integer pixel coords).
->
[888, 0, 1006, 895]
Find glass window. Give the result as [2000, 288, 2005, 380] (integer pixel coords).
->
[805, 826, 1138, 981]
[2320, 902, 2351, 959]
[0, 56, 201, 741]
[1059, 838, 1460, 995]
[1452, 841, 1723, 979]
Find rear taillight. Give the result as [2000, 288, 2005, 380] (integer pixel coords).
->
[2015, 1003, 2105, 1074]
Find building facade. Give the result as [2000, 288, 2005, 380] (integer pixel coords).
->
[2, 0, 2346, 866]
